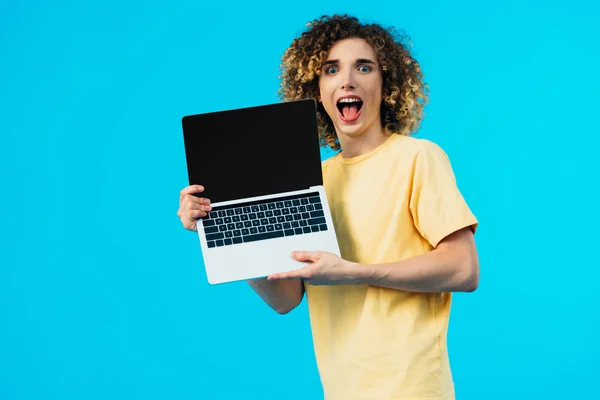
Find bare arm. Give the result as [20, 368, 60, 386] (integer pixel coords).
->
[246, 278, 305, 314]
[354, 227, 479, 292]
[269, 227, 479, 293]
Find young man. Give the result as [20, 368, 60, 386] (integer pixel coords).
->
[178, 14, 479, 400]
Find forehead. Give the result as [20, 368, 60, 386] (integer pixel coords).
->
[325, 38, 377, 60]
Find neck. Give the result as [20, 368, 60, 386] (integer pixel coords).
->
[337, 122, 391, 158]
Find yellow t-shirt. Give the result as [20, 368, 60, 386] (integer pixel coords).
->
[304, 133, 478, 400]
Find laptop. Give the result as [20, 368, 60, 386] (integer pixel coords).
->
[181, 99, 341, 284]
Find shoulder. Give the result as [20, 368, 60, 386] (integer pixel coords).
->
[387, 135, 448, 161]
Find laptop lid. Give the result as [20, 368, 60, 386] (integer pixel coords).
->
[182, 99, 323, 204]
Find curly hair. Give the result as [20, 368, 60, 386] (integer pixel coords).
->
[278, 14, 429, 151]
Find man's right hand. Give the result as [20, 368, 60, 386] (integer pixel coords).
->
[177, 185, 212, 232]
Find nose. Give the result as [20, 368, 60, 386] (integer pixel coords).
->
[340, 68, 356, 90]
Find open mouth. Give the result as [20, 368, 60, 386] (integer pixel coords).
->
[336, 97, 363, 122]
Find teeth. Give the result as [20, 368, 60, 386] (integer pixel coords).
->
[337, 98, 361, 104]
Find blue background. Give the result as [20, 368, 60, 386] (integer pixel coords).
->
[1, 0, 598, 399]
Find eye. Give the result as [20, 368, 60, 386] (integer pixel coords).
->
[358, 65, 372, 73]
[325, 66, 338, 75]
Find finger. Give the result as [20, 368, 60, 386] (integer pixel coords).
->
[179, 185, 205, 203]
[268, 267, 311, 280]
[187, 207, 212, 219]
[268, 271, 301, 280]
[180, 198, 212, 220]
[291, 250, 321, 262]
[181, 194, 209, 212]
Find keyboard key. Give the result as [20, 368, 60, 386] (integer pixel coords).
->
[284, 200, 292, 207]
[233, 237, 243, 244]
[235, 208, 242, 215]
[283, 222, 291, 229]
[310, 210, 325, 218]
[290, 207, 298, 213]
[252, 220, 260, 227]
[292, 221, 299, 228]
[207, 241, 216, 248]
[299, 206, 306, 212]
[243, 207, 251, 213]
[242, 228, 250, 235]
[244, 221, 252, 228]
[303, 226, 311, 233]
[319, 224, 328, 231]
[267, 225, 274, 232]
[311, 225, 319, 232]
[314, 203, 323, 210]
[284, 229, 295, 236]
[218, 211, 226, 217]
[259, 204, 267, 211]
[282, 208, 290, 215]
[243, 230, 284, 243]
[276, 202, 284, 208]
[274, 224, 282, 230]
[308, 217, 326, 226]
[224, 217, 232, 223]
[216, 239, 224, 246]
[203, 219, 216, 227]
[306, 205, 314, 211]
[225, 231, 233, 238]
[302, 212, 310, 219]
[266, 211, 273, 217]
[294, 228, 303, 235]
[274, 209, 281, 216]
[293, 214, 302, 221]
[241, 215, 248, 221]
[269, 217, 277, 224]
[209, 211, 218, 219]
[257, 212, 265, 218]
[258, 226, 266, 233]
[261, 218, 269, 225]
[227, 223, 235, 230]
[219, 225, 227, 232]
[216, 218, 224, 225]
[300, 198, 309, 205]
[233, 230, 241, 237]
[235, 222, 243, 229]
[251, 205, 259, 212]
[249, 213, 257, 220]
[292, 199, 300, 206]
[299, 220, 308, 227]
[268, 203, 276, 210]
[309, 196, 320, 204]
[224, 238, 233, 245]
[205, 226, 219, 234]
[226, 209, 234, 216]
[233, 216, 240, 222]
[277, 216, 285, 223]
[250, 227, 258, 234]
[285, 215, 293, 222]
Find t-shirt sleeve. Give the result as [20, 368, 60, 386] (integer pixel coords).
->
[409, 140, 478, 248]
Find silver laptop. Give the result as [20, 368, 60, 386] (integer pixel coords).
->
[181, 99, 341, 284]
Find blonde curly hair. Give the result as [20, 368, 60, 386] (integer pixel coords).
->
[278, 14, 429, 151]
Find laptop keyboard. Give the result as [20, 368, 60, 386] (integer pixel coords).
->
[201, 192, 327, 248]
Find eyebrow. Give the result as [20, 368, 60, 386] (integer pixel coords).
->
[322, 58, 377, 66]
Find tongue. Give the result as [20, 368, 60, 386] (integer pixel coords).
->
[342, 104, 360, 119]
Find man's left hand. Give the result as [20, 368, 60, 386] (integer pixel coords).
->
[267, 251, 360, 286]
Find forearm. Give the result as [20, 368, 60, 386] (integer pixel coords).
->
[351, 241, 479, 293]
[246, 278, 305, 314]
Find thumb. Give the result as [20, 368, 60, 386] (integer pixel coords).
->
[291, 251, 321, 262]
